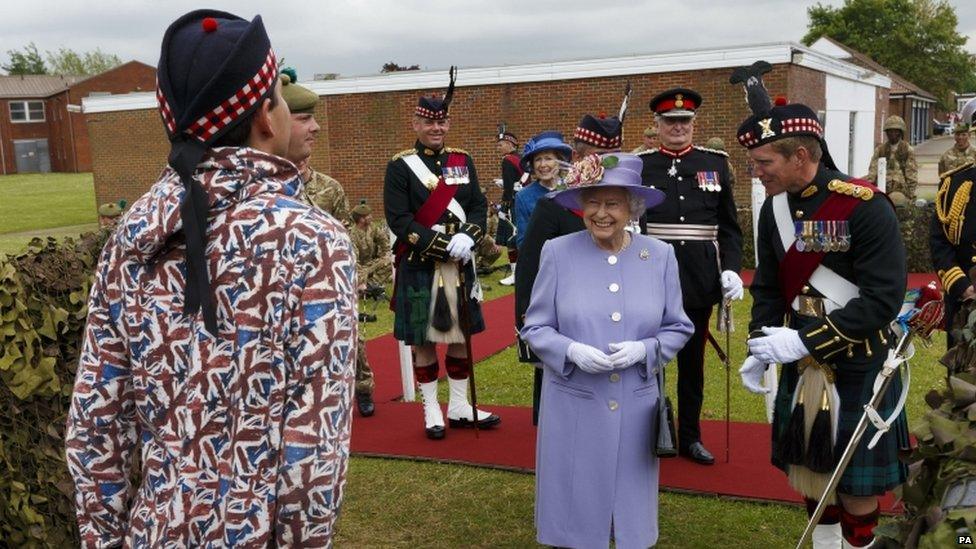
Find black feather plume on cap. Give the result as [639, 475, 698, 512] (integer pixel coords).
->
[730, 60, 773, 119]
[443, 65, 457, 109]
[618, 82, 632, 123]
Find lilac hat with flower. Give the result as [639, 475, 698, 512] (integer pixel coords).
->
[549, 153, 664, 210]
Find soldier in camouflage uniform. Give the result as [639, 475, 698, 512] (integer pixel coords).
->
[631, 125, 659, 153]
[705, 136, 737, 189]
[867, 115, 918, 200]
[349, 200, 393, 288]
[476, 192, 503, 274]
[97, 201, 125, 228]
[281, 68, 375, 417]
[938, 123, 976, 176]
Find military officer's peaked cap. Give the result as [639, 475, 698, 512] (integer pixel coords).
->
[574, 113, 623, 149]
[280, 67, 317, 113]
[730, 60, 837, 170]
[415, 66, 457, 120]
[649, 87, 701, 117]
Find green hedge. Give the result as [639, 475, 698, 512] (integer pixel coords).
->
[0, 232, 107, 546]
[737, 201, 934, 273]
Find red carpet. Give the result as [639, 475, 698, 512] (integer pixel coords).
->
[352, 273, 933, 511]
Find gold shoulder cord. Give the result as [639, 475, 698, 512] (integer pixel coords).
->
[936, 178, 972, 245]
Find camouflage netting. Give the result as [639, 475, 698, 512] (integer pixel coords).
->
[737, 201, 933, 272]
[876, 299, 976, 548]
[0, 232, 108, 546]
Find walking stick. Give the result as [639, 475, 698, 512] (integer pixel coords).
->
[456, 261, 480, 437]
[723, 299, 732, 464]
[795, 298, 943, 549]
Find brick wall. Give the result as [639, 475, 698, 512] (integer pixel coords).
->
[89, 62, 831, 212]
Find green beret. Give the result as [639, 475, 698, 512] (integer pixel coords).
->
[954, 123, 971, 134]
[351, 199, 372, 218]
[98, 203, 121, 217]
[643, 126, 657, 138]
[705, 137, 726, 151]
[280, 69, 318, 114]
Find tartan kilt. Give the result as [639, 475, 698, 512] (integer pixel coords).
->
[393, 260, 485, 345]
[771, 357, 909, 496]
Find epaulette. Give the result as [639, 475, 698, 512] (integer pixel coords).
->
[444, 147, 470, 156]
[827, 179, 874, 201]
[938, 161, 975, 182]
[391, 148, 416, 161]
[693, 145, 729, 157]
[634, 148, 659, 157]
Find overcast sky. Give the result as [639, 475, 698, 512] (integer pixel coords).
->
[2, 1, 976, 80]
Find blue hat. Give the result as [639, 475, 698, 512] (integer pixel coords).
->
[156, 9, 278, 336]
[550, 154, 664, 211]
[520, 131, 573, 172]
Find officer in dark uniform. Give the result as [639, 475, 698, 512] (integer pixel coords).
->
[638, 88, 744, 465]
[384, 68, 500, 440]
[734, 62, 907, 548]
[932, 97, 976, 350]
[516, 113, 623, 425]
[496, 131, 522, 285]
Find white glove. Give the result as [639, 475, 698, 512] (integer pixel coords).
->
[446, 233, 474, 263]
[720, 270, 744, 300]
[608, 341, 647, 370]
[567, 342, 613, 374]
[738, 355, 771, 394]
[747, 326, 809, 364]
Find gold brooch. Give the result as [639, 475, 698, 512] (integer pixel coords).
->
[758, 118, 775, 139]
[640, 248, 650, 260]
[408, 232, 420, 244]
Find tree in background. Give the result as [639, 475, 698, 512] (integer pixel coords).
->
[804, 0, 976, 108]
[381, 62, 420, 73]
[46, 47, 121, 76]
[2, 42, 47, 75]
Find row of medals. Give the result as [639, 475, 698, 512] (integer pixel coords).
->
[794, 220, 850, 252]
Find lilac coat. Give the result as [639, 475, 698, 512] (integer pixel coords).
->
[522, 231, 693, 549]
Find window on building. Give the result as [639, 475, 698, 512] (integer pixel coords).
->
[9, 100, 45, 123]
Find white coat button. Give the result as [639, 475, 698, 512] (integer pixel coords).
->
[608, 255, 618, 265]
[611, 312, 622, 322]
[676, 159, 681, 163]
[610, 373, 620, 383]
[609, 400, 619, 411]
[679, 195, 685, 200]
[679, 216, 685, 222]
[649, 185, 656, 189]
[609, 283, 620, 293]
[680, 240, 686, 246]
[678, 176, 683, 181]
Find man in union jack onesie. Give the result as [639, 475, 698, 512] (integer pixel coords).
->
[65, 9, 357, 547]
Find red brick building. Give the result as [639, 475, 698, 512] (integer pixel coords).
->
[0, 61, 155, 174]
[82, 43, 890, 210]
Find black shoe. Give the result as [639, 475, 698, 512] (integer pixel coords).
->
[356, 393, 375, 417]
[448, 413, 501, 429]
[679, 442, 715, 465]
[425, 425, 446, 439]
[358, 312, 377, 323]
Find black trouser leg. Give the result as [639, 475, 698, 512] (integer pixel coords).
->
[532, 366, 543, 426]
[677, 306, 713, 449]
[945, 299, 959, 349]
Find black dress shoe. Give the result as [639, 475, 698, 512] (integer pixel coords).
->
[448, 413, 501, 429]
[425, 425, 446, 439]
[356, 394, 375, 417]
[679, 442, 715, 465]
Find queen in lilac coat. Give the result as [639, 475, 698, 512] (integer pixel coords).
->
[522, 154, 694, 548]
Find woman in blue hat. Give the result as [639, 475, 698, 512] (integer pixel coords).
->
[513, 131, 573, 249]
[522, 153, 694, 548]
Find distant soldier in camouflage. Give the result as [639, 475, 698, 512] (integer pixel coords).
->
[97, 200, 126, 228]
[631, 125, 659, 153]
[349, 200, 393, 288]
[281, 67, 375, 417]
[476, 192, 503, 274]
[938, 123, 976, 176]
[705, 136, 737, 189]
[867, 115, 918, 200]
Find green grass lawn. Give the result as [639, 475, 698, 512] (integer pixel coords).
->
[0, 172, 98, 255]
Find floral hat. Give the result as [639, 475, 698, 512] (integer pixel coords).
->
[549, 153, 664, 210]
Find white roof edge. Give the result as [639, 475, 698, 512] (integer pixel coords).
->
[83, 92, 156, 113]
[81, 41, 890, 113]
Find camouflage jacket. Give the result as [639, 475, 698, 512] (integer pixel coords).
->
[867, 141, 918, 199]
[939, 145, 976, 177]
[303, 169, 351, 226]
[350, 222, 391, 281]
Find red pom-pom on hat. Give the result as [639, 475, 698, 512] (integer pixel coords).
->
[598, 111, 606, 119]
[202, 17, 218, 33]
[774, 95, 788, 107]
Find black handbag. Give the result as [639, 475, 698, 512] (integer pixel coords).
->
[654, 346, 678, 458]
